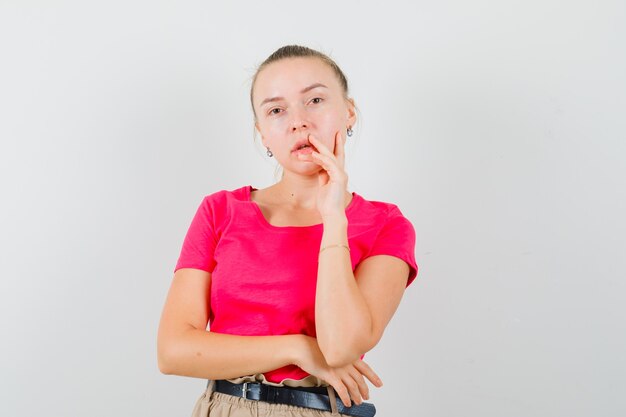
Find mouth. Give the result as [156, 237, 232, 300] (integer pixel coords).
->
[291, 138, 317, 153]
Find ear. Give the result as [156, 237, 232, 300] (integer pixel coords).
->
[346, 97, 357, 127]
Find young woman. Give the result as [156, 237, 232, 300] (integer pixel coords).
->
[157, 45, 418, 417]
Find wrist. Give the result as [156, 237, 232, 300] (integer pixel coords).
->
[321, 215, 348, 250]
[321, 213, 348, 227]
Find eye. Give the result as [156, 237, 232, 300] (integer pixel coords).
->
[268, 108, 282, 116]
[310, 97, 323, 104]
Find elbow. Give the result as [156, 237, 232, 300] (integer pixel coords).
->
[324, 350, 361, 368]
[157, 346, 174, 375]
[318, 327, 378, 368]
[157, 335, 179, 375]
[320, 338, 369, 368]
[158, 363, 171, 375]
[158, 357, 174, 375]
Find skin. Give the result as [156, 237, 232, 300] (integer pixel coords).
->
[157, 56, 410, 409]
[253, 56, 356, 217]
[253, 57, 409, 405]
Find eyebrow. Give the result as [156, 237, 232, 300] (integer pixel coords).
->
[259, 83, 328, 107]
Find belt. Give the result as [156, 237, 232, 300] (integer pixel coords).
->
[212, 380, 377, 417]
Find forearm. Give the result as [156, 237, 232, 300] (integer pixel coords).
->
[315, 215, 373, 367]
[158, 329, 303, 380]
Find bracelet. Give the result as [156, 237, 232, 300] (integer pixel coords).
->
[319, 243, 350, 254]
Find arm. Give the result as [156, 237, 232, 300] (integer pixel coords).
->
[157, 268, 302, 379]
[315, 216, 410, 367]
[303, 134, 412, 367]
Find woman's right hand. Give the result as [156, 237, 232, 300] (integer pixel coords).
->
[293, 335, 383, 407]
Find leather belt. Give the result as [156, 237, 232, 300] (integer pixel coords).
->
[212, 380, 377, 417]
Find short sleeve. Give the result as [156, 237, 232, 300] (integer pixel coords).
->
[173, 196, 218, 273]
[366, 206, 418, 287]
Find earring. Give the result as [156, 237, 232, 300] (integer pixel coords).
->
[346, 126, 354, 137]
[266, 147, 273, 157]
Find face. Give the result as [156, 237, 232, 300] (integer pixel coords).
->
[253, 57, 356, 175]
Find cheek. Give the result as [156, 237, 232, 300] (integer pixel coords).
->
[259, 120, 285, 141]
[317, 110, 344, 140]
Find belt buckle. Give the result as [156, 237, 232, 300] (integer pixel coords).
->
[242, 382, 249, 399]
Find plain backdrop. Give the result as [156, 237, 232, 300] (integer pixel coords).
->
[1, 1, 625, 416]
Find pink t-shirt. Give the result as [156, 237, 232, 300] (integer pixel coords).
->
[174, 185, 418, 383]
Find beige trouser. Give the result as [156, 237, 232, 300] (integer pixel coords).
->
[190, 379, 347, 417]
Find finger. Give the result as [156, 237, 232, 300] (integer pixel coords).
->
[298, 153, 330, 172]
[354, 361, 383, 387]
[328, 377, 352, 408]
[318, 169, 329, 187]
[335, 130, 345, 168]
[308, 134, 334, 158]
[310, 150, 343, 172]
[300, 153, 338, 185]
[310, 152, 335, 172]
[347, 366, 369, 402]
[341, 373, 362, 405]
[312, 153, 348, 185]
[354, 360, 383, 387]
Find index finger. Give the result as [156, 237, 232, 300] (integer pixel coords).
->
[308, 134, 333, 158]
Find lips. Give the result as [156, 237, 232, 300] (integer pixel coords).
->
[291, 138, 316, 153]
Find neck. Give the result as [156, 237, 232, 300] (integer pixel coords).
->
[271, 172, 350, 210]
[273, 173, 320, 210]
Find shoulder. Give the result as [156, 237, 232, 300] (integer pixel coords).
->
[201, 185, 249, 204]
[352, 192, 416, 249]
[352, 192, 412, 225]
[190, 185, 250, 230]
[353, 193, 418, 286]
[197, 185, 250, 212]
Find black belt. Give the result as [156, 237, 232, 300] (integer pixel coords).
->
[211, 380, 376, 417]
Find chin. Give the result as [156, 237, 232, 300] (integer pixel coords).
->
[287, 164, 323, 176]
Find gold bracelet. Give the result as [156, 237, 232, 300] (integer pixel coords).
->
[319, 243, 350, 253]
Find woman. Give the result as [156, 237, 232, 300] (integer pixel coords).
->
[157, 45, 418, 417]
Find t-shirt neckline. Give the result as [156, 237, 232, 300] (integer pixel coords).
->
[246, 185, 358, 230]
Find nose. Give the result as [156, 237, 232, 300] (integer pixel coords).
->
[289, 106, 309, 132]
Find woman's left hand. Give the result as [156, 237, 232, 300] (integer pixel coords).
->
[297, 130, 348, 219]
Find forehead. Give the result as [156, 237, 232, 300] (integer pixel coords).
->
[253, 57, 341, 103]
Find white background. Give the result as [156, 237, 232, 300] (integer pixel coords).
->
[1, 1, 625, 416]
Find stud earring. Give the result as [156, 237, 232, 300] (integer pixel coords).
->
[346, 126, 354, 137]
[266, 147, 273, 157]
